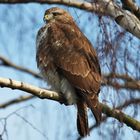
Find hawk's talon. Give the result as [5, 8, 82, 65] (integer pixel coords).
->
[59, 94, 70, 106]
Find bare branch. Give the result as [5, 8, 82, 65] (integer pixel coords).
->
[100, 103, 140, 132]
[102, 80, 140, 90]
[0, 55, 42, 79]
[102, 73, 140, 90]
[0, 95, 35, 109]
[15, 112, 48, 139]
[0, 0, 140, 39]
[0, 77, 140, 132]
[0, 93, 139, 112]
[0, 0, 105, 14]
[117, 98, 140, 109]
[121, 0, 140, 20]
[99, 0, 140, 39]
[0, 77, 62, 102]
[104, 73, 135, 81]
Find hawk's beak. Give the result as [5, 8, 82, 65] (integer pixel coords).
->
[43, 14, 53, 22]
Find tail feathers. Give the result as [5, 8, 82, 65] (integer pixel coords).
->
[77, 101, 89, 137]
[86, 95, 102, 124]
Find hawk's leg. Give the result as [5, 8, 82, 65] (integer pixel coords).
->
[60, 77, 77, 105]
[58, 92, 71, 106]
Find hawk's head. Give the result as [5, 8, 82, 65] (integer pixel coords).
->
[43, 7, 74, 23]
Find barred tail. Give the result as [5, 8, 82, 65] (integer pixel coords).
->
[86, 95, 102, 124]
[77, 100, 89, 137]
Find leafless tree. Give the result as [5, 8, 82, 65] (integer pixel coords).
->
[0, 0, 140, 140]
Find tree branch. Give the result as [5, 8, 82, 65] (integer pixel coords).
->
[117, 98, 140, 109]
[98, 0, 140, 39]
[102, 80, 140, 90]
[0, 77, 62, 102]
[0, 95, 35, 109]
[0, 77, 140, 132]
[104, 73, 135, 81]
[121, 0, 140, 20]
[0, 56, 42, 79]
[0, 0, 140, 39]
[101, 103, 140, 132]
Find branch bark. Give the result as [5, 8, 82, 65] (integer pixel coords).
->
[0, 0, 140, 39]
[121, 0, 140, 20]
[0, 77, 62, 102]
[0, 77, 140, 132]
[101, 103, 140, 132]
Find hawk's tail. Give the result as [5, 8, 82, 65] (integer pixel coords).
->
[77, 100, 89, 137]
[86, 95, 102, 124]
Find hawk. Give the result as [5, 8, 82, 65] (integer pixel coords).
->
[36, 7, 101, 137]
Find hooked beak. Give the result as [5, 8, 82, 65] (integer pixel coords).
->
[43, 14, 53, 22]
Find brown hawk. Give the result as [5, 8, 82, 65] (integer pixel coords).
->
[36, 7, 102, 137]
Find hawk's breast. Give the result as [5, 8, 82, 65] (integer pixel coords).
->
[36, 24, 76, 105]
[36, 24, 61, 90]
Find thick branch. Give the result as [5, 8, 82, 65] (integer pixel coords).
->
[98, 0, 140, 39]
[0, 0, 140, 39]
[0, 77, 140, 132]
[121, 0, 140, 20]
[101, 103, 140, 132]
[1, 55, 139, 91]
[0, 77, 62, 102]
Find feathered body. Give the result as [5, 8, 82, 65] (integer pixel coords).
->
[36, 7, 101, 136]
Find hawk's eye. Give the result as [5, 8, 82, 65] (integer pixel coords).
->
[53, 12, 61, 16]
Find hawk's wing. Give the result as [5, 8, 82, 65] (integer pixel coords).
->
[49, 23, 101, 96]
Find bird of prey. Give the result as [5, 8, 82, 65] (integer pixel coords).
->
[36, 7, 102, 137]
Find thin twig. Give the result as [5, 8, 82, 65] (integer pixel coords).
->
[0, 95, 35, 109]
[0, 56, 42, 79]
[117, 98, 140, 109]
